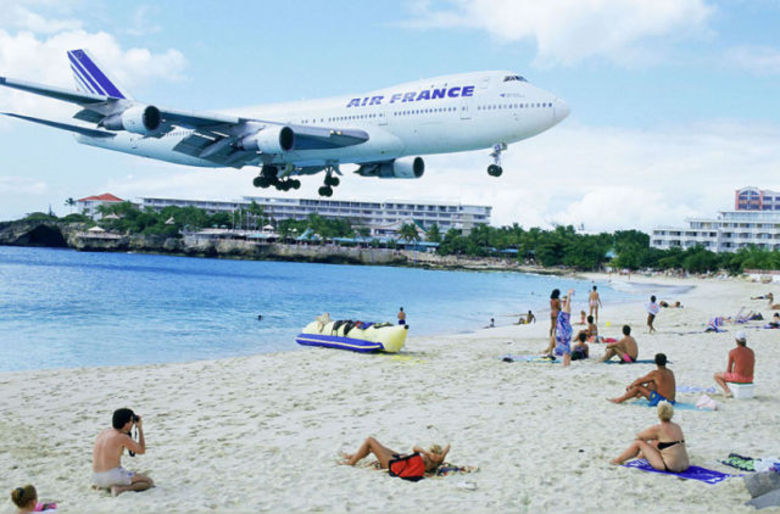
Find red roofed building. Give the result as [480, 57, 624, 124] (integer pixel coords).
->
[76, 193, 125, 219]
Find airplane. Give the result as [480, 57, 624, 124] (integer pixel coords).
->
[0, 49, 569, 197]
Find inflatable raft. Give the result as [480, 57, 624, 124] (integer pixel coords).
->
[296, 316, 408, 353]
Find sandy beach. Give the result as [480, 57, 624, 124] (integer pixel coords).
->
[1, 273, 778, 513]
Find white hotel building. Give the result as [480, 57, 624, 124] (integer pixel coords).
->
[651, 187, 780, 252]
[139, 196, 491, 236]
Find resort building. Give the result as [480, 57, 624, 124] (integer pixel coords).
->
[734, 186, 780, 211]
[651, 187, 780, 252]
[76, 193, 125, 219]
[139, 196, 491, 237]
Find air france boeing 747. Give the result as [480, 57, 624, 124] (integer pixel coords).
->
[0, 49, 569, 196]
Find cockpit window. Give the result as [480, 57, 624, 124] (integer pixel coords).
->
[503, 75, 527, 82]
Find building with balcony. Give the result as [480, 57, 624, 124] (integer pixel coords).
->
[735, 186, 780, 211]
[139, 195, 491, 237]
[651, 210, 780, 252]
[76, 193, 125, 219]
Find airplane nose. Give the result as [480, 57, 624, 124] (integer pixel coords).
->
[553, 98, 570, 123]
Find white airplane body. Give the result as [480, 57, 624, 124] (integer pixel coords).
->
[1, 50, 568, 196]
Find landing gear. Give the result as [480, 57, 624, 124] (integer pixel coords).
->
[252, 165, 301, 191]
[317, 165, 341, 197]
[487, 143, 507, 177]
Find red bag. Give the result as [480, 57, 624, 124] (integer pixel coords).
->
[388, 452, 425, 481]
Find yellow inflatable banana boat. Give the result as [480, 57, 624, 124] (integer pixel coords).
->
[296, 314, 408, 353]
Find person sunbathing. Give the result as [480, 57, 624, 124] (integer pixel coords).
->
[341, 436, 450, 472]
[610, 401, 689, 472]
[600, 325, 637, 363]
[609, 353, 675, 404]
[10, 485, 56, 513]
[769, 313, 780, 329]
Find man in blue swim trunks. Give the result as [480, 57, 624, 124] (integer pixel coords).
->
[608, 353, 676, 405]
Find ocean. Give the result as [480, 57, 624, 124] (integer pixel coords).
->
[0, 246, 654, 372]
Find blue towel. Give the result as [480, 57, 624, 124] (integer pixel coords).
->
[627, 399, 713, 411]
[623, 459, 741, 484]
[676, 385, 717, 394]
[604, 359, 659, 365]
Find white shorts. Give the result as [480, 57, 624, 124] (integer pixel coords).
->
[92, 466, 134, 488]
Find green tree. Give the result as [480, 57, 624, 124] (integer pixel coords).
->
[399, 223, 421, 244]
[64, 197, 76, 213]
[426, 223, 441, 243]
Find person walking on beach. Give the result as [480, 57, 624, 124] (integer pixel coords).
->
[341, 436, 450, 473]
[610, 401, 689, 473]
[600, 325, 638, 363]
[646, 295, 660, 334]
[589, 285, 602, 322]
[714, 330, 755, 398]
[92, 408, 154, 496]
[609, 353, 675, 404]
[397, 307, 406, 326]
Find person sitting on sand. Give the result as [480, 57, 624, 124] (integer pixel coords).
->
[609, 401, 689, 473]
[515, 310, 536, 325]
[571, 332, 589, 360]
[600, 325, 638, 363]
[341, 436, 450, 473]
[577, 310, 587, 325]
[713, 330, 755, 398]
[609, 353, 675, 405]
[92, 408, 154, 496]
[10, 485, 56, 513]
[769, 313, 780, 329]
[485, 318, 495, 328]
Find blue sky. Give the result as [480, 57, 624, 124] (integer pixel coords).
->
[1, 0, 779, 230]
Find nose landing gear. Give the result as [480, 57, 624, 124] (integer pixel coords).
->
[487, 143, 507, 177]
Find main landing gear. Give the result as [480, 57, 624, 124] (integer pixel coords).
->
[487, 143, 507, 177]
[317, 167, 340, 197]
[252, 165, 301, 191]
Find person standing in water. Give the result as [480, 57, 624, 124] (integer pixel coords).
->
[397, 307, 406, 326]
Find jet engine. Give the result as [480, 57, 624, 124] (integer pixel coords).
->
[357, 156, 425, 179]
[237, 126, 295, 153]
[101, 105, 161, 135]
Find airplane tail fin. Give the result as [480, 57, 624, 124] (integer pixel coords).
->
[66, 49, 132, 100]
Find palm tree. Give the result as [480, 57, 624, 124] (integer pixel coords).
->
[399, 223, 421, 245]
[64, 197, 76, 214]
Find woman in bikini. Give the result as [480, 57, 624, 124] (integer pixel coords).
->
[610, 401, 689, 472]
[542, 289, 562, 355]
[341, 436, 450, 472]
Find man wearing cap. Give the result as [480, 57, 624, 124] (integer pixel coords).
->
[714, 331, 755, 398]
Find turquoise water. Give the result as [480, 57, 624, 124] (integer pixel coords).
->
[0, 246, 643, 372]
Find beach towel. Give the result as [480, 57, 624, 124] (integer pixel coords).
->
[677, 385, 717, 394]
[501, 354, 559, 364]
[601, 337, 618, 343]
[623, 459, 740, 484]
[604, 359, 658, 365]
[626, 399, 714, 411]
[722, 453, 756, 472]
[431, 463, 480, 478]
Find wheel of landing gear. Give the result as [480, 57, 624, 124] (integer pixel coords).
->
[487, 164, 503, 177]
[318, 186, 329, 197]
[325, 176, 340, 187]
[253, 176, 269, 188]
[291, 179, 301, 189]
[324, 186, 333, 197]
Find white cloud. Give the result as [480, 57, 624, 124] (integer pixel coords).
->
[403, 0, 714, 66]
[0, 28, 186, 123]
[724, 45, 780, 75]
[0, 176, 47, 195]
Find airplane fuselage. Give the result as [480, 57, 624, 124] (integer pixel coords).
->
[77, 70, 569, 171]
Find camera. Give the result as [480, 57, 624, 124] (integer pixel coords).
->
[132, 414, 140, 423]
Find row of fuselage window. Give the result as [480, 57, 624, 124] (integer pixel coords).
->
[303, 101, 552, 125]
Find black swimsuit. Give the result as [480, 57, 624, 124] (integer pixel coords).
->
[657, 440, 684, 470]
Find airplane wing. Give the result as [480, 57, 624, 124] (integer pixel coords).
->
[0, 74, 370, 168]
[0, 112, 115, 138]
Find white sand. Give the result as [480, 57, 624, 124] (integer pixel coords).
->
[1, 274, 779, 513]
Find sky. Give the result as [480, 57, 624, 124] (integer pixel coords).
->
[0, 0, 779, 231]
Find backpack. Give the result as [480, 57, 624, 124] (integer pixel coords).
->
[388, 452, 425, 481]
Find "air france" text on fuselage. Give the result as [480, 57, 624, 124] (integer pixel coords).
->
[346, 85, 475, 108]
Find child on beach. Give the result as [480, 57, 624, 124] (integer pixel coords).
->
[577, 310, 587, 325]
[10, 485, 56, 512]
[571, 332, 589, 360]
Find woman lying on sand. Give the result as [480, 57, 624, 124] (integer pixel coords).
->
[341, 436, 450, 472]
[610, 401, 689, 472]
